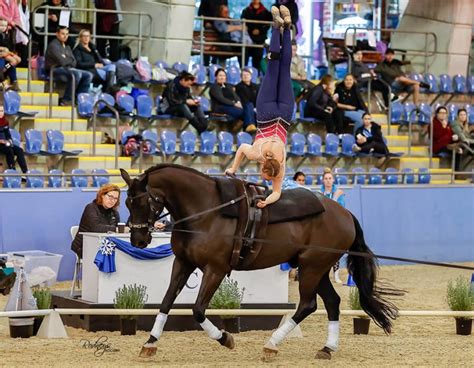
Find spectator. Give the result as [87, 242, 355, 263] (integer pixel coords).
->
[0, 103, 28, 173]
[320, 167, 345, 284]
[35, 0, 72, 53]
[0, 21, 21, 91]
[160, 71, 208, 134]
[214, 5, 243, 44]
[241, 0, 272, 72]
[71, 183, 121, 258]
[293, 171, 305, 185]
[334, 74, 367, 133]
[290, 40, 314, 99]
[95, 0, 122, 62]
[351, 49, 391, 109]
[432, 106, 462, 170]
[45, 26, 93, 106]
[209, 68, 244, 125]
[15, 0, 29, 68]
[375, 48, 429, 105]
[198, 0, 228, 18]
[353, 112, 389, 155]
[0, 0, 20, 48]
[235, 68, 259, 133]
[73, 29, 116, 93]
[451, 108, 474, 152]
[304, 74, 340, 134]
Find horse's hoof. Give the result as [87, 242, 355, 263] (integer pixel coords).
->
[139, 344, 157, 358]
[218, 331, 235, 350]
[315, 346, 333, 360]
[262, 341, 278, 361]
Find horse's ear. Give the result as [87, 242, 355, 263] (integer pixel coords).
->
[120, 169, 132, 187]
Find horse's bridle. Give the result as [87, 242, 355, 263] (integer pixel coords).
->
[127, 190, 165, 231]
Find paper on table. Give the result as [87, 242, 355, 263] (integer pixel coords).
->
[59, 10, 71, 27]
[34, 13, 45, 28]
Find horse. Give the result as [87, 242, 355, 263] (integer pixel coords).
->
[120, 164, 401, 360]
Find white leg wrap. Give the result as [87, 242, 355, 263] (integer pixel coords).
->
[200, 318, 223, 340]
[269, 319, 297, 346]
[325, 321, 339, 351]
[150, 313, 168, 340]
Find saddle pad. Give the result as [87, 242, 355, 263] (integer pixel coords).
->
[214, 178, 325, 224]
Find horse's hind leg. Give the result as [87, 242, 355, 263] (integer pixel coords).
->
[263, 267, 322, 359]
[140, 257, 195, 357]
[192, 269, 235, 349]
[315, 271, 341, 360]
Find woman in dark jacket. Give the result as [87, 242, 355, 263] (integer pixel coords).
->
[235, 68, 259, 133]
[304, 74, 339, 133]
[71, 183, 121, 258]
[209, 68, 244, 123]
[353, 112, 389, 155]
[335, 74, 367, 133]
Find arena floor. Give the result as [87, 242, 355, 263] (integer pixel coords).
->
[1, 263, 473, 367]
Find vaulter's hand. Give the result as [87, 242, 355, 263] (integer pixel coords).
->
[256, 200, 267, 208]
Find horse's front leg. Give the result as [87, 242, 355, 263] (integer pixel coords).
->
[192, 269, 235, 349]
[140, 256, 195, 357]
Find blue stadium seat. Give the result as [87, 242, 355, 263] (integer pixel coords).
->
[244, 168, 259, 183]
[352, 167, 366, 185]
[315, 167, 324, 185]
[288, 132, 306, 157]
[323, 133, 340, 157]
[48, 169, 63, 188]
[77, 93, 94, 118]
[199, 131, 217, 155]
[208, 64, 220, 84]
[385, 167, 398, 184]
[285, 167, 295, 180]
[417, 102, 432, 124]
[424, 73, 439, 93]
[402, 168, 415, 184]
[237, 132, 252, 147]
[439, 74, 453, 94]
[192, 64, 207, 85]
[172, 62, 188, 73]
[447, 104, 459, 123]
[24, 129, 42, 154]
[368, 168, 382, 185]
[3, 90, 20, 114]
[9, 128, 21, 147]
[226, 65, 241, 85]
[467, 75, 474, 94]
[306, 133, 322, 157]
[154, 60, 169, 69]
[117, 94, 135, 117]
[466, 104, 474, 124]
[217, 131, 234, 155]
[71, 169, 88, 188]
[160, 130, 177, 155]
[334, 168, 348, 185]
[136, 95, 153, 119]
[390, 101, 404, 124]
[401, 102, 417, 125]
[3, 169, 21, 188]
[247, 66, 259, 83]
[299, 167, 313, 185]
[453, 74, 467, 94]
[155, 96, 173, 119]
[142, 129, 159, 155]
[196, 96, 211, 113]
[418, 168, 431, 184]
[298, 100, 316, 123]
[92, 168, 110, 187]
[341, 134, 356, 157]
[97, 93, 115, 117]
[26, 170, 44, 188]
[179, 130, 196, 156]
[46, 130, 81, 156]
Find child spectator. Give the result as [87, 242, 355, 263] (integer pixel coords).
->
[0, 103, 28, 173]
[353, 112, 389, 155]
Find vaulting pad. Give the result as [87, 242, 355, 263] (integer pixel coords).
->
[214, 178, 325, 224]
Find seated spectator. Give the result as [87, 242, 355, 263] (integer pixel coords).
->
[45, 26, 93, 106]
[451, 108, 474, 153]
[375, 48, 429, 105]
[335, 74, 367, 133]
[351, 49, 391, 109]
[304, 74, 340, 134]
[0, 0, 20, 49]
[214, 5, 244, 44]
[209, 68, 244, 124]
[353, 112, 389, 155]
[73, 29, 116, 93]
[290, 40, 313, 99]
[241, 0, 272, 73]
[235, 68, 259, 133]
[293, 171, 305, 185]
[0, 103, 28, 173]
[0, 19, 21, 91]
[199, 0, 228, 19]
[432, 106, 462, 170]
[71, 183, 121, 258]
[160, 71, 208, 133]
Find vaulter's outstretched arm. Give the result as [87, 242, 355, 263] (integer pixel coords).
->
[226, 143, 259, 175]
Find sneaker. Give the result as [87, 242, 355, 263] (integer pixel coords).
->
[419, 81, 430, 89]
[59, 98, 72, 106]
[245, 124, 257, 133]
[391, 94, 401, 103]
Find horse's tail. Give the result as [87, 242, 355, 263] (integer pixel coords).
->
[347, 213, 404, 334]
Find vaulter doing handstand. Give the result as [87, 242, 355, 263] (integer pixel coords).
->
[226, 5, 294, 208]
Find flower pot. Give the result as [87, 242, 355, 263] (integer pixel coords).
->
[9, 317, 34, 338]
[33, 316, 44, 335]
[223, 317, 240, 334]
[455, 318, 472, 335]
[353, 317, 370, 335]
[120, 318, 137, 335]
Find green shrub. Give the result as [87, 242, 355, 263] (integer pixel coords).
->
[209, 278, 244, 318]
[114, 284, 148, 320]
[32, 288, 52, 310]
[446, 276, 474, 319]
[348, 287, 362, 311]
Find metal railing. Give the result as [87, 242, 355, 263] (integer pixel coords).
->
[91, 99, 120, 169]
[49, 65, 75, 129]
[366, 77, 393, 135]
[28, 5, 153, 92]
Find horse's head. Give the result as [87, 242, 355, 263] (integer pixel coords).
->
[121, 169, 165, 249]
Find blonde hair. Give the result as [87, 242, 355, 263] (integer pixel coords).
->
[96, 184, 121, 209]
[322, 167, 334, 179]
[75, 29, 91, 49]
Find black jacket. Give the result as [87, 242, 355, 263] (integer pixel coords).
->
[335, 82, 367, 111]
[374, 59, 404, 85]
[161, 77, 193, 112]
[305, 84, 335, 115]
[351, 61, 372, 83]
[71, 200, 120, 258]
[241, 4, 272, 44]
[209, 83, 240, 110]
[73, 43, 103, 72]
[198, 0, 227, 16]
[235, 81, 259, 106]
[45, 38, 76, 70]
[355, 122, 385, 144]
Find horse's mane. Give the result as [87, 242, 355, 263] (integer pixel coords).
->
[143, 163, 213, 181]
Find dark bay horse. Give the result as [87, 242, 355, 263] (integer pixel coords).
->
[120, 164, 400, 360]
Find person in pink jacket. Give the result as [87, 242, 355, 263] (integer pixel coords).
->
[0, 0, 20, 30]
